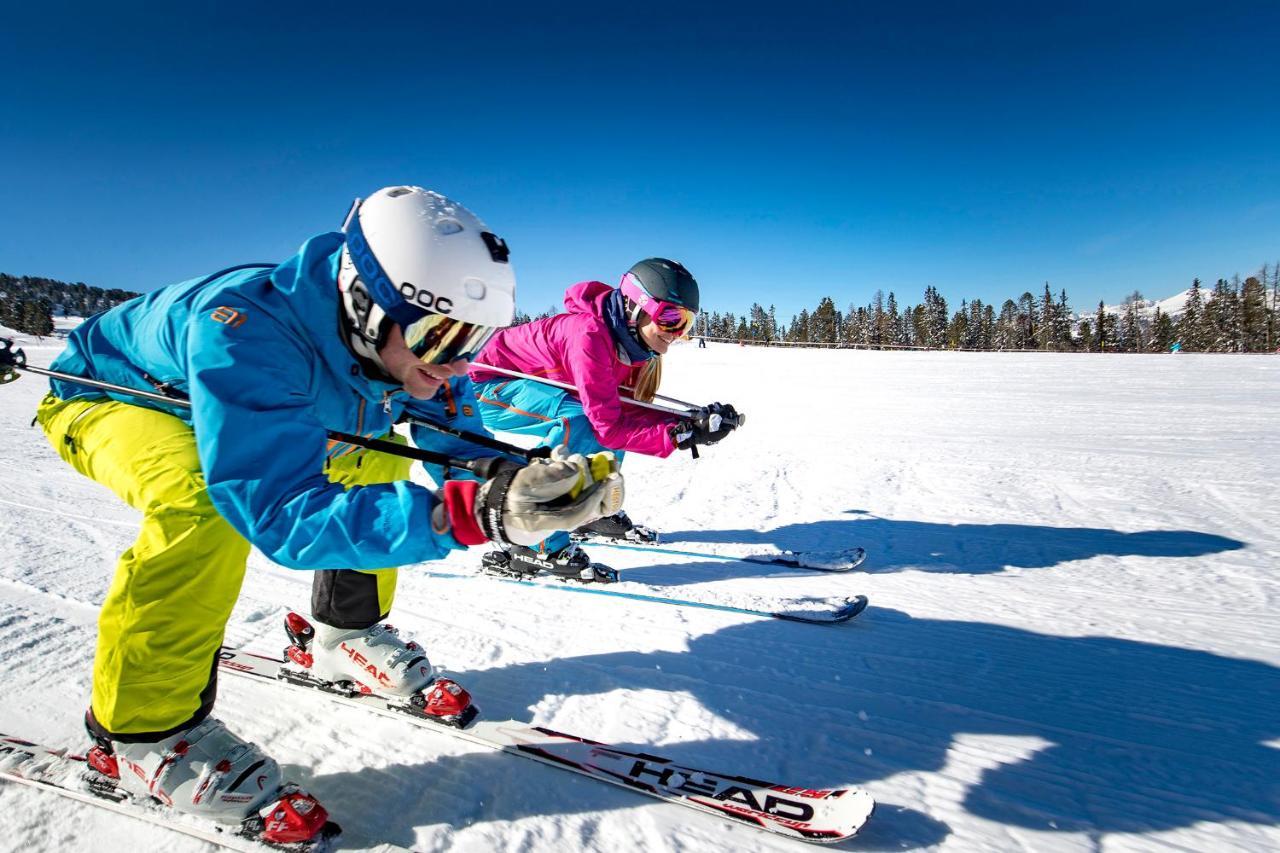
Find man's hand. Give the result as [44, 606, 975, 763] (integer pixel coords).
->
[439, 447, 624, 548]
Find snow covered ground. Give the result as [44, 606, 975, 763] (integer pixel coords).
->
[0, 327, 1277, 852]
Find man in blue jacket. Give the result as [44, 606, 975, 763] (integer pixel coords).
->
[35, 186, 624, 842]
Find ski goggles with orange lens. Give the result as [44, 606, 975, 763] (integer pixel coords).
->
[649, 302, 695, 335]
[619, 272, 695, 337]
[403, 312, 499, 365]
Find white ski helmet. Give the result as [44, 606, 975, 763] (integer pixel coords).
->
[338, 186, 516, 373]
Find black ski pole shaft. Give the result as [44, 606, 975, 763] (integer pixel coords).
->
[6, 358, 512, 477]
[402, 415, 549, 461]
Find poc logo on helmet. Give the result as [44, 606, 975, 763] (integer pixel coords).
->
[398, 282, 454, 315]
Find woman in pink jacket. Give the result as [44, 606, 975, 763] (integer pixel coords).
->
[469, 258, 738, 582]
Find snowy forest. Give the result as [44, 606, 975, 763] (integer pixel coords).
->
[5, 266, 1280, 354]
[0, 273, 138, 337]
[696, 264, 1280, 353]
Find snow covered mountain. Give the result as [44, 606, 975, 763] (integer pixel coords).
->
[0, 330, 1276, 852]
[1076, 288, 1191, 322]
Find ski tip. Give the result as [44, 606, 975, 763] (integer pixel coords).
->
[797, 547, 868, 572]
[844, 595, 870, 618]
[830, 595, 869, 622]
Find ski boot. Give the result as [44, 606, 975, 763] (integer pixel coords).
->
[85, 714, 336, 847]
[279, 613, 477, 728]
[481, 542, 619, 584]
[571, 511, 660, 545]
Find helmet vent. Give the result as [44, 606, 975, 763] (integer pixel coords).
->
[464, 278, 487, 300]
[481, 232, 510, 263]
[387, 187, 414, 198]
[436, 219, 464, 235]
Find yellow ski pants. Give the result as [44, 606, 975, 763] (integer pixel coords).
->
[37, 394, 410, 737]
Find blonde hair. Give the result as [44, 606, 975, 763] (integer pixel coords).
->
[631, 356, 663, 402]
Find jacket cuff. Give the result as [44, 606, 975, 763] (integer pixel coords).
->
[441, 480, 487, 546]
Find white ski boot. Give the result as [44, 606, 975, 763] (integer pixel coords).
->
[280, 613, 476, 728]
[86, 716, 332, 845]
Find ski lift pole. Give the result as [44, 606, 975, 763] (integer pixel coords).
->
[0, 340, 520, 479]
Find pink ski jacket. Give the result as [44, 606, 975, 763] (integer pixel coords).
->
[471, 281, 679, 457]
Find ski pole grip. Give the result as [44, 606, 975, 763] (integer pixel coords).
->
[467, 457, 525, 480]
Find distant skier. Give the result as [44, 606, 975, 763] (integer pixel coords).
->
[470, 258, 740, 582]
[33, 186, 623, 843]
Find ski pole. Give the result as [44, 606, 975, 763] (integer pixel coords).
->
[471, 362, 744, 427]
[619, 386, 747, 426]
[0, 342, 519, 479]
[401, 416, 550, 461]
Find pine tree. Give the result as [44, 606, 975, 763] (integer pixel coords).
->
[1120, 298, 1141, 352]
[1056, 288, 1074, 350]
[793, 309, 810, 342]
[0, 295, 16, 330]
[868, 291, 885, 346]
[20, 296, 55, 337]
[1037, 283, 1056, 350]
[1176, 279, 1206, 350]
[1149, 307, 1175, 352]
[1016, 292, 1036, 349]
[810, 297, 838, 344]
[946, 301, 968, 348]
[910, 303, 927, 347]
[748, 303, 766, 342]
[1240, 275, 1267, 351]
[966, 298, 986, 349]
[1264, 262, 1274, 348]
[1095, 300, 1113, 351]
[994, 299, 1018, 350]
[921, 286, 948, 348]
[1204, 278, 1240, 351]
[1077, 318, 1095, 352]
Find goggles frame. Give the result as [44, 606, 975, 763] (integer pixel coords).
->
[402, 312, 498, 365]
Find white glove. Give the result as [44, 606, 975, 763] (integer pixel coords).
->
[475, 446, 625, 547]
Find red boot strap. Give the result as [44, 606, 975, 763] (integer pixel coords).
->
[87, 746, 119, 779]
[424, 678, 473, 716]
[261, 791, 329, 844]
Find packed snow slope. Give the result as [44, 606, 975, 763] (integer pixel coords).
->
[1, 327, 1277, 852]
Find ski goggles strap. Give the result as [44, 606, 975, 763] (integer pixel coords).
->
[403, 313, 499, 365]
[343, 204, 422, 329]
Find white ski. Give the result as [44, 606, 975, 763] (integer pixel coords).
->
[218, 648, 875, 843]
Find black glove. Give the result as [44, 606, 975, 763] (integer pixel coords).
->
[670, 403, 741, 450]
[0, 338, 26, 385]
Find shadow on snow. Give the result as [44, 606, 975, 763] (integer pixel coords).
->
[647, 511, 1244, 578]
[307, 606, 1278, 847]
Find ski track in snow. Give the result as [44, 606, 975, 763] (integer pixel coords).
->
[0, 329, 1277, 852]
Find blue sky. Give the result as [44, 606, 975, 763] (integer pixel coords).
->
[2, 2, 1278, 319]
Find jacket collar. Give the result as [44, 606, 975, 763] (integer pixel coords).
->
[603, 288, 655, 364]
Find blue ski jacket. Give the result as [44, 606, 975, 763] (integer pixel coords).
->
[48, 232, 493, 570]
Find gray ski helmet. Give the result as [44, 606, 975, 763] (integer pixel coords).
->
[625, 258, 700, 313]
